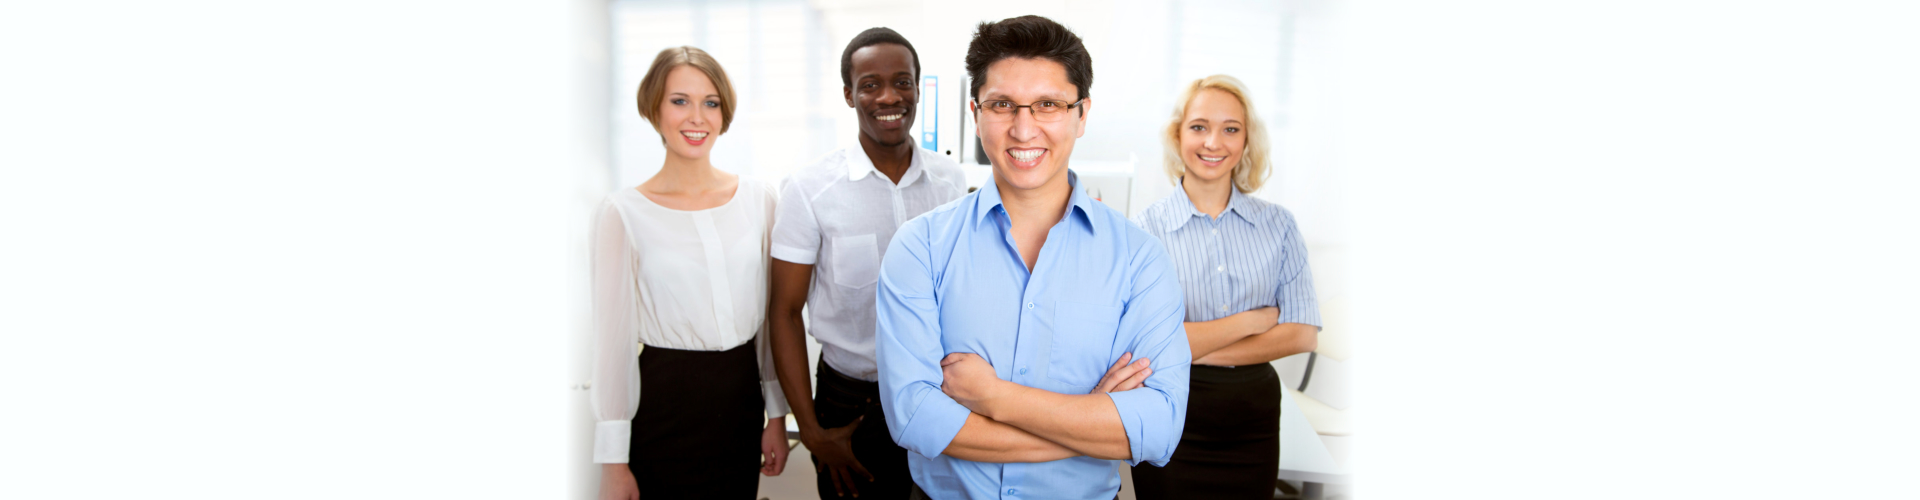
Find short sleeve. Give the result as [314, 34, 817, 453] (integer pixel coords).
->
[770, 175, 821, 265]
[1272, 207, 1322, 327]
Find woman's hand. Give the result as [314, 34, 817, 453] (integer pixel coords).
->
[599, 463, 639, 500]
[1241, 307, 1281, 335]
[760, 416, 790, 476]
[940, 352, 1008, 415]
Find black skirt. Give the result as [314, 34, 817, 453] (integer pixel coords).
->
[629, 340, 765, 500]
[1130, 363, 1282, 500]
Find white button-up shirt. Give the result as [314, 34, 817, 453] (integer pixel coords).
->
[771, 146, 967, 381]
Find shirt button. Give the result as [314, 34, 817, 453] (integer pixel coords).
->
[1027, 302, 1034, 309]
[1018, 367, 1028, 375]
[1219, 305, 1229, 312]
[1216, 265, 1224, 272]
[1007, 489, 1017, 496]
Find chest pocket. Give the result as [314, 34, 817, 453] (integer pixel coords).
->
[831, 233, 879, 288]
[1049, 300, 1123, 391]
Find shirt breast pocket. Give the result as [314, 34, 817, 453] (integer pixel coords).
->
[831, 233, 879, 289]
[1049, 301, 1123, 391]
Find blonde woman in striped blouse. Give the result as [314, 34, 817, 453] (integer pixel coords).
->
[1128, 74, 1322, 500]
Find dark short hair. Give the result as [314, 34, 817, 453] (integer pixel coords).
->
[965, 15, 1092, 103]
[840, 27, 921, 88]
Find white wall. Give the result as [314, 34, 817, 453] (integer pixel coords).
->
[569, 2, 614, 498]
[583, 0, 1348, 495]
[604, 0, 1337, 223]
[14, 1, 1917, 499]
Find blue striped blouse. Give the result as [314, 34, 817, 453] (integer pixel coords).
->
[1132, 182, 1321, 327]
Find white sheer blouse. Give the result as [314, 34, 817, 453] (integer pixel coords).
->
[589, 176, 791, 464]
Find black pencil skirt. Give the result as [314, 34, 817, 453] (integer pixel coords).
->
[1130, 363, 1282, 500]
[629, 340, 765, 500]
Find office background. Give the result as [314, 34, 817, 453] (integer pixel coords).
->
[568, 1, 1349, 497]
[7, 0, 1917, 498]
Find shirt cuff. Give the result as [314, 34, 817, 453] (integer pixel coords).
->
[770, 243, 818, 265]
[593, 420, 631, 463]
[897, 391, 971, 459]
[762, 380, 791, 418]
[1279, 301, 1323, 328]
[1107, 390, 1170, 467]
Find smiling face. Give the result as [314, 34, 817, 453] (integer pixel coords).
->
[846, 43, 918, 148]
[974, 57, 1088, 193]
[1178, 88, 1248, 185]
[654, 65, 724, 160]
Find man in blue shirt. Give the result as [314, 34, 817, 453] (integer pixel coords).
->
[874, 15, 1191, 500]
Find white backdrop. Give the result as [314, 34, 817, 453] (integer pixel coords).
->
[9, 0, 1918, 498]
[580, 2, 1352, 496]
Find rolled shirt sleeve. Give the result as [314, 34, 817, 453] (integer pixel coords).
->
[1272, 207, 1322, 328]
[770, 175, 821, 265]
[873, 216, 972, 458]
[1106, 238, 1192, 467]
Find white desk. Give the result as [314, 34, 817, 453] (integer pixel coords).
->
[1278, 385, 1350, 485]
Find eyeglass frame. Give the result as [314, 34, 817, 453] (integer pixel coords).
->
[970, 98, 1086, 122]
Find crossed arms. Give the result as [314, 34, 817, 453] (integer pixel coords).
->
[874, 223, 1191, 466]
[1184, 307, 1320, 366]
[940, 351, 1160, 461]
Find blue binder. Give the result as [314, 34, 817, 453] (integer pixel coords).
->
[919, 76, 938, 152]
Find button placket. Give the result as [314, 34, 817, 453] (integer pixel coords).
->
[891, 185, 906, 227]
[692, 211, 737, 346]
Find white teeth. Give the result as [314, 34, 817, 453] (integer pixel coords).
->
[877, 114, 903, 121]
[682, 132, 707, 139]
[1200, 155, 1225, 162]
[1010, 149, 1044, 161]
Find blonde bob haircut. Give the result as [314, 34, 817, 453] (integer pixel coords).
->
[635, 46, 737, 134]
[1163, 74, 1271, 193]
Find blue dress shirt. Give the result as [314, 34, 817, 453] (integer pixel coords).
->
[875, 171, 1191, 500]
[1132, 181, 1321, 327]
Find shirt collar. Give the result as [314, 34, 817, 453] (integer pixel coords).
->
[1165, 177, 1262, 231]
[974, 169, 1097, 235]
[1224, 184, 1263, 228]
[847, 145, 925, 188]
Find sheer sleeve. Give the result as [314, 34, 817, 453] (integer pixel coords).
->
[756, 314, 791, 418]
[589, 200, 642, 463]
[756, 180, 792, 418]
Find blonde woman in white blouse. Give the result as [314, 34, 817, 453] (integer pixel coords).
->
[590, 46, 790, 500]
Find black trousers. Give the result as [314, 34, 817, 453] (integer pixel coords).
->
[630, 341, 764, 500]
[1130, 363, 1282, 500]
[811, 358, 915, 499]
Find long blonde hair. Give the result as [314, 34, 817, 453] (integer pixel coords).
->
[1162, 74, 1270, 193]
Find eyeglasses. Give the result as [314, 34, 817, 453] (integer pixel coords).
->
[973, 99, 1084, 123]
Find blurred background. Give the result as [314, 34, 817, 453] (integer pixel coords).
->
[12, 1, 1915, 498]
[567, 0, 1351, 498]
